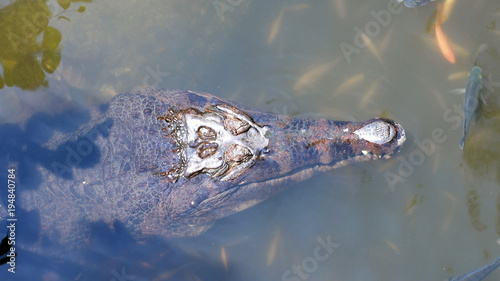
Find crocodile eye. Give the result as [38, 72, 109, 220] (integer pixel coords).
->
[225, 144, 252, 164]
[224, 116, 250, 135]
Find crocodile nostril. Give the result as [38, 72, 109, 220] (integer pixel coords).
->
[353, 120, 396, 145]
[262, 147, 270, 154]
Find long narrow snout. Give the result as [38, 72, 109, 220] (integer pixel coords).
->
[251, 116, 406, 180]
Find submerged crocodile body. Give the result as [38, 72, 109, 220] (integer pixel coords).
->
[0, 88, 405, 252]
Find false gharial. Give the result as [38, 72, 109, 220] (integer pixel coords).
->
[0, 88, 406, 252]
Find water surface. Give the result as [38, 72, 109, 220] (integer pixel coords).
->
[1, 0, 500, 280]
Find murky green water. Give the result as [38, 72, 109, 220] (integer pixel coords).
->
[1, 0, 500, 280]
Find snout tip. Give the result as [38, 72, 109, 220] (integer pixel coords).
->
[354, 118, 406, 148]
[385, 118, 406, 148]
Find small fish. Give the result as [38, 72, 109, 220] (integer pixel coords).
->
[384, 239, 400, 254]
[440, 0, 457, 24]
[448, 71, 470, 81]
[266, 229, 281, 266]
[359, 80, 379, 109]
[460, 66, 484, 150]
[285, 4, 310, 11]
[332, 0, 346, 20]
[435, 4, 456, 64]
[268, 10, 284, 45]
[450, 255, 500, 281]
[360, 32, 384, 64]
[331, 73, 365, 97]
[221, 246, 228, 272]
[398, 0, 436, 8]
[293, 61, 338, 93]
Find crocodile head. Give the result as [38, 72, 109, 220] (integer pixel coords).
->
[3, 89, 405, 246]
[146, 90, 406, 238]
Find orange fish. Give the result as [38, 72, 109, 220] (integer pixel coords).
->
[439, 0, 456, 24]
[435, 4, 456, 64]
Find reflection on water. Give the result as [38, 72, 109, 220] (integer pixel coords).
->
[0, 0, 55, 89]
[0, 0, 90, 90]
[1, 0, 500, 280]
